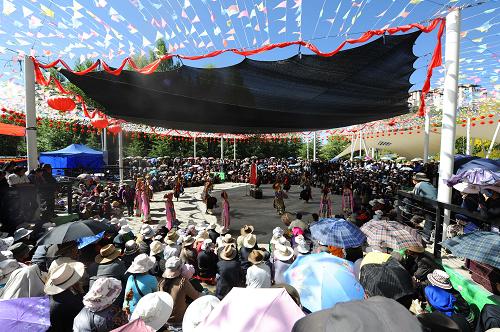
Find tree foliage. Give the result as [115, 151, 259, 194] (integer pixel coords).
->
[320, 136, 350, 160]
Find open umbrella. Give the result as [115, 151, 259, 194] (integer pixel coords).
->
[283, 253, 364, 312]
[111, 318, 153, 332]
[0, 296, 51, 332]
[411, 157, 423, 162]
[446, 168, 500, 187]
[310, 218, 366, 248]
[360, 258, 414, 300]
[361, 220, 422, 251]
[198, 287, 304, 332]
[442, 231, 500, 269]
[37, 219, 111, 245]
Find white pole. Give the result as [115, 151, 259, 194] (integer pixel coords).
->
[350, 134, 355, 161]
[118, 131, 124, 182]
[24, 55, 37, 171]
[313, 132, 317, 161]
[423, 110, 430, 164]
[437, 9, 461, 242]
[465, 117, 471, 155]
[102, 128, 108, 164]
[193, 136, 197, 158]
[362, 132, 369, 156]
[486, 122, 500, 158]
[306, 135, 310, 160]
[220, 136, 224, 160]
[358, 131, 362, 158]
[233, 137, 236, 160]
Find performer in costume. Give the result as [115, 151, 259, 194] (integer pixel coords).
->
[141, 175, 153, 222]
[173, 173, 184, 201]
[164, 192, 176, 230]
[134, 178, 144, 217]
[283, 172, 291, 192]
[221, 191, 230, 229]
[319, 187, 333, 218]
[273, 182, 288, 215]
[249, 160, 257, 185]
[300, 172, 312, 203]
[342, 185, 354, 216]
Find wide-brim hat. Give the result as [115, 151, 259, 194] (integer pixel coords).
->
[124, 240, 139, 256]
[274, 244, 294, 261]
[240, 224, 254, 236]
[0, 237, 14, 251]
[243, 234, 257, 249]
[13, 228, 33, 242]
[127, 254, 156, 274]
[206, 223, 216, 230]
[183, 235, 196, 247]
[427, 270, 452, 289]
[215, 225, 229, 235]
[296, 242, 310, 254]
[407, 245, 425, 253]
[130, 292, 174, 331]
[0, 259, 21, 284]
[164, 230, 180, 245]
[219, 244, 237, 261]
[140, 226, 155, 240]
[95, 244, 121, 264]
[162, 256, 182, 278]
[118, 225, 133, 235]
[413, 173, 430, 182]
[44, 262, 85, 295]
[150, 240, 164, 256]
[248, 250, 265, 265]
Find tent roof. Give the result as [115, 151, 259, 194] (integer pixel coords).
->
[61, 32, 420, 134]
[40, 144, 103, 156]
[0, 122, 25, 137]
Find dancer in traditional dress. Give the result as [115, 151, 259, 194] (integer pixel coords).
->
[134, 178, 144, 217]
[164, 192, 176, 230]
[273, 182, 288, 215]
[173, 173, 184, 201]
[201, 180, 213, 204]
[221, 191, 230, 229]
[283, 173, 291, 192]
[141, 175, 152, 222]
[319, 187, 333, 218]
[342, 185, 354, 216]
[299, 172, 312, 203]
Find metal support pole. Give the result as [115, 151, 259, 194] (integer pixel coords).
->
[233, 137, 236, 160]
[350, 134, 355, 161]
[24, 55, 37, 171]
[358, 132, 362, 158]
[362, 132, 369, 157]
[220, 136, 224, 160]
[423, 110, 430, 164]
[118, 131, 124, 182]
[465, 118, 471, 155]
[193, 136, 197, 158]
[313, 132, 317, 161]
[486, 122, 500, 158]
[437, 9, 461, 242]
[102, 128, 108, 164]
[306, 135, 310, 160]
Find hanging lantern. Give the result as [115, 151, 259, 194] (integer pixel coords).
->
[91, 113, 109, 129]
[107, 123, 122, 135]
[47, 96, 76, 112]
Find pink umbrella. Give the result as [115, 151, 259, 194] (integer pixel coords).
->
[198, 287, 305, 332]
[110, 318, 154, 332]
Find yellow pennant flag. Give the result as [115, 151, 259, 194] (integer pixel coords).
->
[40, 4, 54, 18]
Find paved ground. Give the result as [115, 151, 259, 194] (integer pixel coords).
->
[129, 183, 342, 242]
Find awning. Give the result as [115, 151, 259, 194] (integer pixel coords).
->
[61, 32, 421, 134]
[0, 122, 25, 137]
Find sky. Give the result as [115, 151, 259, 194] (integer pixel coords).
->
[0, 0, 498, 104]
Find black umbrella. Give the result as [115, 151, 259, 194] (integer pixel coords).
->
[359, 258, 414, 301]
[37, 220, 112, 245]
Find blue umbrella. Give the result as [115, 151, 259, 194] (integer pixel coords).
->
[0, 296, 51, 331]
[284, 253, 365, 312]
[310, 218, 366, 248]
[442, 231, 500, 269]
[76, 231, 105, 249]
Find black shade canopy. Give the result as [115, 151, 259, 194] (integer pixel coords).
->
[62, 31, 420, 134]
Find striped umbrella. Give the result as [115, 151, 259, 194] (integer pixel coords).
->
[310, 218, 366, 248]
[361, 220, 422, 251]
[442, 231, 500, 269]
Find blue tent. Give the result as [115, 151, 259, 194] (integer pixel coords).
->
[39, 144, 104, 175]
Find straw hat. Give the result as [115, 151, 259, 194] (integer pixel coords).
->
[44, 262, 85, 295]
[183, 235, 196, 247]
[273, 243, 294, 261]
[221, 234, 235, 245]
[240, 225, 254, 236]
[111, 201, 120, 208]
[164, 229, 179, 245]
[243, 234, 257, 249]
[407, 245, 425, 254]
[195, 230, 209, 241]
[131, 292, 174, 331]
[95, 244, 121, 264]
[219, 244, 237, 261]
[123, 240, 139, 256]
[215, 225, 229, 235]
[150, 241, 164, 256]
[0, 259, 21, 284]
[127, 253, 156, 274]
[427, 270, 452, 290]
[413, 173, 430, 182]
[162, 256, 182, 278]
[248, 250, 265, 265]
[118, 225, 133, 235]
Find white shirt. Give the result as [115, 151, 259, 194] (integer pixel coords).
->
[246, 263, 271, 288]
[7, 173, 29, 186]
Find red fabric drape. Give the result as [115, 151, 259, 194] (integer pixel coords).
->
[32, 17, 445, 126]
[0, 122, 26, 136]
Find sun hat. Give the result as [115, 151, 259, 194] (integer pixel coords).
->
[201, 239, 213, 251]
[0, 259, 21, 284]
[9, 243, 32, 258]
[243, 234, 257, 249]
[427, 269, 452, 290]
[44, 262, 85, 295]
[124, 240, 139, 256]
[164, 229, 180, 245]
[195, 230, 209, 241]
[182, 295, 221, 332]
[111, 201, 120, 208]
[295, 237, 310, 254]
[118, 225, 133, 235]
[162, 256, 183, 278]
[130, 292, 174, 331]
[240, 225, 254, 236]
[0, 237, 14, 251]
[413, 172, 430, 182]
[154, 235, 163, 241]
[274, 243, 294, 261]
[215, 225, 229, 235]
[219, 244, 237, 261]
[83, 277, 122, 312]
[270, 227, 284, 243]
[221, 234, 235, 245]
[369, 200, 377, 206]
[406, 245, 425, 253]
[248, 250, 265, 265]
[127, 253, 156, 274]
[277, 236, 292, 247]
[95, 244, 121, 264]
[374, 210, 384, 216]
[376, 199, 385, 204]
[150, 240, 164, 256]
[140, 225, 155, 240]
[13, 228, 33, 242]
[183, 235, 196, 247]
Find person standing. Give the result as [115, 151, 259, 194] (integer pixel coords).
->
[164, 192, 176, 230]
[412, 173, 437, 242]
[273, 182, 287, 215]
[119, 184, 135, 217]
[221, 191, 230, 229]
[134, 178, 144, 218]
[319, 187, 333, 218]
[141, 176, 153, 223]
[342, 185, 354, 216]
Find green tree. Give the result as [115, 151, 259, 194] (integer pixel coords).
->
[320, 136, 350, 160]
[125, 138, 147, 157]
[150, 137, 174, 157]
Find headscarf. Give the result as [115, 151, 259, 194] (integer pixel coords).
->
[425, 285, 456, 317]
[83, 277, 122, 312]
[0, 265, 46, 299]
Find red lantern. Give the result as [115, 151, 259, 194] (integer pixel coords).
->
[47, 96, 76, 112]
[107, 123, 122, 135]
[91, 114, 109, 129]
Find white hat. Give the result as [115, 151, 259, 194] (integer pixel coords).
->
[110, 217, 119, 224]
[0, 259, 21, 284]
[215, 225, 229, 235]
[13, 228, 33, 242]
[272, 227, 284, 238]
[44, 262, 85, 295]
[131, 292, 174, 331]
[0, 237, 14, 251]
[127, 254, 156, 274]
[295, 236, 310, 254]
[140, 225, 155, 239]
[83, 277, 122, 312]
[375, 210, 384, 216]
[273, 243, 294, 261]
[427, 269, 452, 290]
[182, 295, 221, 332]
[243, 234, 257, 249]
[201, 239, 213, 251]
[150, 240, 164, 256]
[369, 200, 376, 207]
[118, 225, 133, 235]
[162, 256, 183, 278]
[377, 198, 385, 204]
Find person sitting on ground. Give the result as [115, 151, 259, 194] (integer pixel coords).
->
[289, 213, 307, 231]
[236, 225, 254, 251]
[123, 254, 157, 315]
[197, 239, 218, 279]
[246, 250, 271, 288]
[272, 243, 295, 285]
[216, 244, 242, 299]
[163, 229, 181, 261]
[88, 244, 126, 287]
